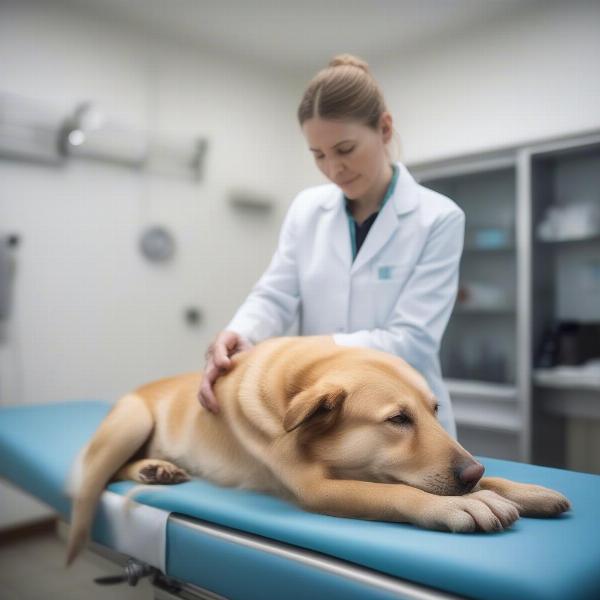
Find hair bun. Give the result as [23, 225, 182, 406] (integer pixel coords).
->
[328, 54, 370, 73]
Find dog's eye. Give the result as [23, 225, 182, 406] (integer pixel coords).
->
[387, 412, 413, 427]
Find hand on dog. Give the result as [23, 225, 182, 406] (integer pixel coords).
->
[199, 330, 253, 413]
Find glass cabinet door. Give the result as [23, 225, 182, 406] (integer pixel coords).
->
[530, 141, 600, 470]
[423, 167, 517, 386]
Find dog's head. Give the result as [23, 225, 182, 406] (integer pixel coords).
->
[283, 348, 483, 496]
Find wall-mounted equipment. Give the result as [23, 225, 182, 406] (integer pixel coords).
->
[146, 136, 209, 181]
[59, 102, 147, 168]
[0, 234, 20, 343]
[228, 189, 274, 213]
[183, 306, 204, 327]
[139, 225, 176, 263]
[0, 93, 64, 165]
[0, 92, 209, 180]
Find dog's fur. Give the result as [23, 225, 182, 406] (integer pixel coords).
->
[66, 336, 570, 565]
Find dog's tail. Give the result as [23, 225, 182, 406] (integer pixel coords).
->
[65, 393, 154, 566]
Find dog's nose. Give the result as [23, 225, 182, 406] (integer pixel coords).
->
[457, 461, 485, 488]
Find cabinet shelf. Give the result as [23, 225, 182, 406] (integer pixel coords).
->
[533, 369, 600, 391]
[445, 379, 518, 402]
[455, 413, 522, 434]
[412, 130, 600, 465]
[463, 245, 515, 253]
[447, 379, 521, 434]
[537, 232, 600, 245]
[453, 306, 516, 315]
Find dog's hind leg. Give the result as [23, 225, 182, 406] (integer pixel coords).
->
[115, 459, 190, 484]
[66, 393, 154, 566]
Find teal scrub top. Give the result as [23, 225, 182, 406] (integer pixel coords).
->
[345, 163, 400, 261]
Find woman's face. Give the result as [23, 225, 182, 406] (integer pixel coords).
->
[302, 114, 392, 199]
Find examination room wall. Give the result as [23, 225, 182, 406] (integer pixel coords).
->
[0, 0, 310, 402]
[0, 0, 309, 526]
[376, 0, 600, 164]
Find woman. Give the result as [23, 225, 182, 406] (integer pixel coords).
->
[199, 54, 465, 438]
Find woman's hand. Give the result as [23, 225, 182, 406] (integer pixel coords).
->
[198, 330, 253, 413]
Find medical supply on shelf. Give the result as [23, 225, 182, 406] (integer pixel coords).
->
[537, 200, 600, 242]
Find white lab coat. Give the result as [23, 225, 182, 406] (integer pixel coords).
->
[226, 161, 465, 438]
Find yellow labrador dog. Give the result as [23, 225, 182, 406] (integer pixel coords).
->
[66, 336, 570, 564]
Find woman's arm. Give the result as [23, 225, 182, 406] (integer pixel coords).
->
[199, 196, 304, 411]
[333, 209, 465, 370]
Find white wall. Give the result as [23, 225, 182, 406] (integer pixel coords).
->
[0, 0, 311, 407]
[0, 0, 311, 526]
[376, 0, 600, 165]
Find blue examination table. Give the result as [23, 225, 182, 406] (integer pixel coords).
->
[1, 400, 600, 600]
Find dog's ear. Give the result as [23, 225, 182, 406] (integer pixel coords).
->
[283, 384, 347, 432]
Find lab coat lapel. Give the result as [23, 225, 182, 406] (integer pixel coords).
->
[350, 162, 419, 275]
[321, 192, 353, 270]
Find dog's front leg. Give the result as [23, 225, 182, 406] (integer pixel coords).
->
[298, 477, 521, 532]
[478, 477, 571, 517]
[265, 446, 520, 533]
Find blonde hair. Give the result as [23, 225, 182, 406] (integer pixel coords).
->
[297, 53, 402, 160]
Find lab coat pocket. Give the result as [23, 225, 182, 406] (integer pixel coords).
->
[373, 265, 413, 326]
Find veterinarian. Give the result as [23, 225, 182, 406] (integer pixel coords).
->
[199, 53, 465, 438]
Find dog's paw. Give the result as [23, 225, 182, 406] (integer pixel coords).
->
[419, 490, 520, 533]
[137, 460, 190, 484]
[499, 483, 571, 517]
